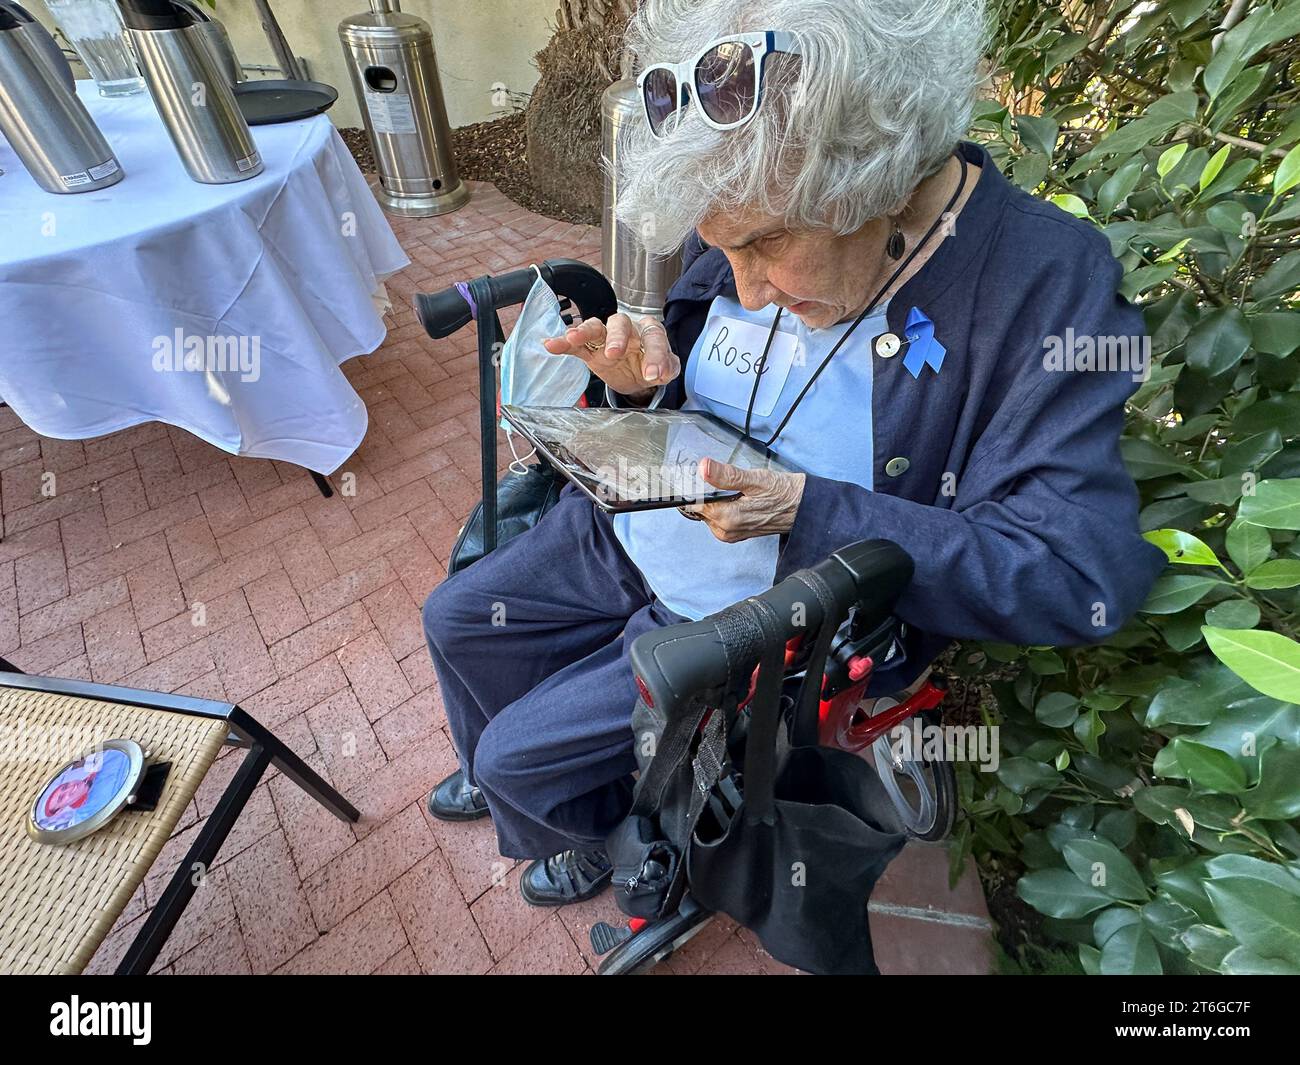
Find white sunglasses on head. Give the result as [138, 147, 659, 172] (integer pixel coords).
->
[637, 30, 802, 139]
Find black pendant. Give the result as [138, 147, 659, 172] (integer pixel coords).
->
[886, 222, 905, 260]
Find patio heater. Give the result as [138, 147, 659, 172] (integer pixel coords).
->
[338, 0, 467, 217]
[601, 76, 684, 320]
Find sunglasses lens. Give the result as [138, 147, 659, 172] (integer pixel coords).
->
[643, 68, 679, 135]
[695, 42, 756, 127]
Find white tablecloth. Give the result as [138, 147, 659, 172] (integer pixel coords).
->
[0, 82, 409, 474]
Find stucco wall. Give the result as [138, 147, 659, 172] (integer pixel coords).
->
[25, 0, 557, 129]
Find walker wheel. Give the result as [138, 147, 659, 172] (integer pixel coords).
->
[594, 896, 713, 975]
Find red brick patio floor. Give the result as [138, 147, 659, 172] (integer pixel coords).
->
[2, 179, 993, 975]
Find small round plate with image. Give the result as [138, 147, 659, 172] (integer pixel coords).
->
[27, 739, 146, 845]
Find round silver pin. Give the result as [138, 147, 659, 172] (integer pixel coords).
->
[874, 333, 901, 358]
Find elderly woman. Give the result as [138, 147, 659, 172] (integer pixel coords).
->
[422, 0, 1164, 906]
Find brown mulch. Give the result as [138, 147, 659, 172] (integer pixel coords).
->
[340, 113, 600, 227]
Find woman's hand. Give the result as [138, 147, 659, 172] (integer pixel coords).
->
[543, 313, 681, 402]
[684, 458, 807, 542]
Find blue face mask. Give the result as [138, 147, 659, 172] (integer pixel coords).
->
[498, 272, 590, 433]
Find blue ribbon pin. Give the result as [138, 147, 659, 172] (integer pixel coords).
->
[901, 307, 946, 379]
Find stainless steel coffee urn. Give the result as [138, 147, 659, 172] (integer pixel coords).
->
[0, 3, 123, 193]
[117, 0, 262, 184]
[602, 78, 683, 320]
[174, 0, 241, 85]
[1, 2, 75, 92]
[339, 0, 467, 217]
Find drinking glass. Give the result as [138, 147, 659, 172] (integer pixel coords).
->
[44, 0, 145, 97]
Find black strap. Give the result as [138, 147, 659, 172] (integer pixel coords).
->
[471, 275, 503, 555]
[789, 569, 842, 748]
[626, 602, 767, 822]
[742, 597, 795, 827]
[684, 707, 729, 833]
[741, 151, 970, 450]
[742, 306, 787, 440]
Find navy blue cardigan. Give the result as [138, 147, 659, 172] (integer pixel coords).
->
[660, 141, 1166, 682]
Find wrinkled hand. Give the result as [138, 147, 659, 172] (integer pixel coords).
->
[542, 313, 681, 402]
[685, 459, 807, 543]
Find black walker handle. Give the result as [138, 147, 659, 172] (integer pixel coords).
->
[630, 540, 914, 721]
[415, 258, 618, 339]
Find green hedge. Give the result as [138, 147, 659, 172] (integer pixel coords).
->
[956, 0, 1300, 974]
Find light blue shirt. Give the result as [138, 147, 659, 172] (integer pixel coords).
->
[614, 296, 879, 619]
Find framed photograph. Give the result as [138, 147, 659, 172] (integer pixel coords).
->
[27, 739, 147, 845]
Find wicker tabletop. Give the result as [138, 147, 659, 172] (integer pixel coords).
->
[0, 686, 227, 974]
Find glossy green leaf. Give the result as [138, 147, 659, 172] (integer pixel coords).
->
[1204, 878, 1300, 967]
[1017, 869, 1114, 919]
[1274, 142, 1300, 197]
[1226, 520, 1272, 575]
[1199, 144, 1231, 194]
[1203, 599, 1261, 630]
[1239, 480, 1300, 530]
[1171, 737, 1249, 793]
[1241, 744, 1300, 821]
[1121, 438, 1189, 480]
[998, 756, 1063, 795]
[1063, 838, 1149, 901]
[1035, 691, 1080, 728]
[1249, 313, 1300, 357]
[1146, 665, 1254, 728]
[1142, 529, 1219, 568]
[1015, 114, 1058, 157]
[1245, 559, 1300, 591]
[1219, 430, 1283, 481]
[1142, 574, 1222, 614]
[1100, 923, 1164, 974]
[1220, 947, 1300, 975]
[1099, 157, 1144, 216]
[1185, 307, 1251, 377]
[1202, 626, 1300, 705]
[1049, 193, 1090, 218]
[1180, 923, 1237, 970]
[1157, 142, 1187, 178]
[1256, 251, 1300, 301]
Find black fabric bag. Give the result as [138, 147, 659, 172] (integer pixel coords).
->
[449, 462, 565, 575]
[607, 574, 907, 974]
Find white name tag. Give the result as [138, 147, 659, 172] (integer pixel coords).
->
[691, 313, 797, 416]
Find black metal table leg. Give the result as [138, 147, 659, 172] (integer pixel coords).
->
[311, 471, 334, 497]
[115, 745, 272, 975]
[231, 707, 359, 822]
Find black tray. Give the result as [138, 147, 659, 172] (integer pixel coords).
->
[233, 79, 338, 125]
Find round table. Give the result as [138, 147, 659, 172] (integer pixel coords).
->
[0, 82, 409, 475]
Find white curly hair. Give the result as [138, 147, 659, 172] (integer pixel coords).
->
[615, 0, 988, 254]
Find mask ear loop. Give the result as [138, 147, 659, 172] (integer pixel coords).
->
[506, 429, 537, 475]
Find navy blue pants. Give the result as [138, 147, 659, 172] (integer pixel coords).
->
[422, 489, 685, 859]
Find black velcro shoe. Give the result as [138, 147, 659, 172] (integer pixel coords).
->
[519, 848, 613, 907]
[426, 769, 490, 822]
